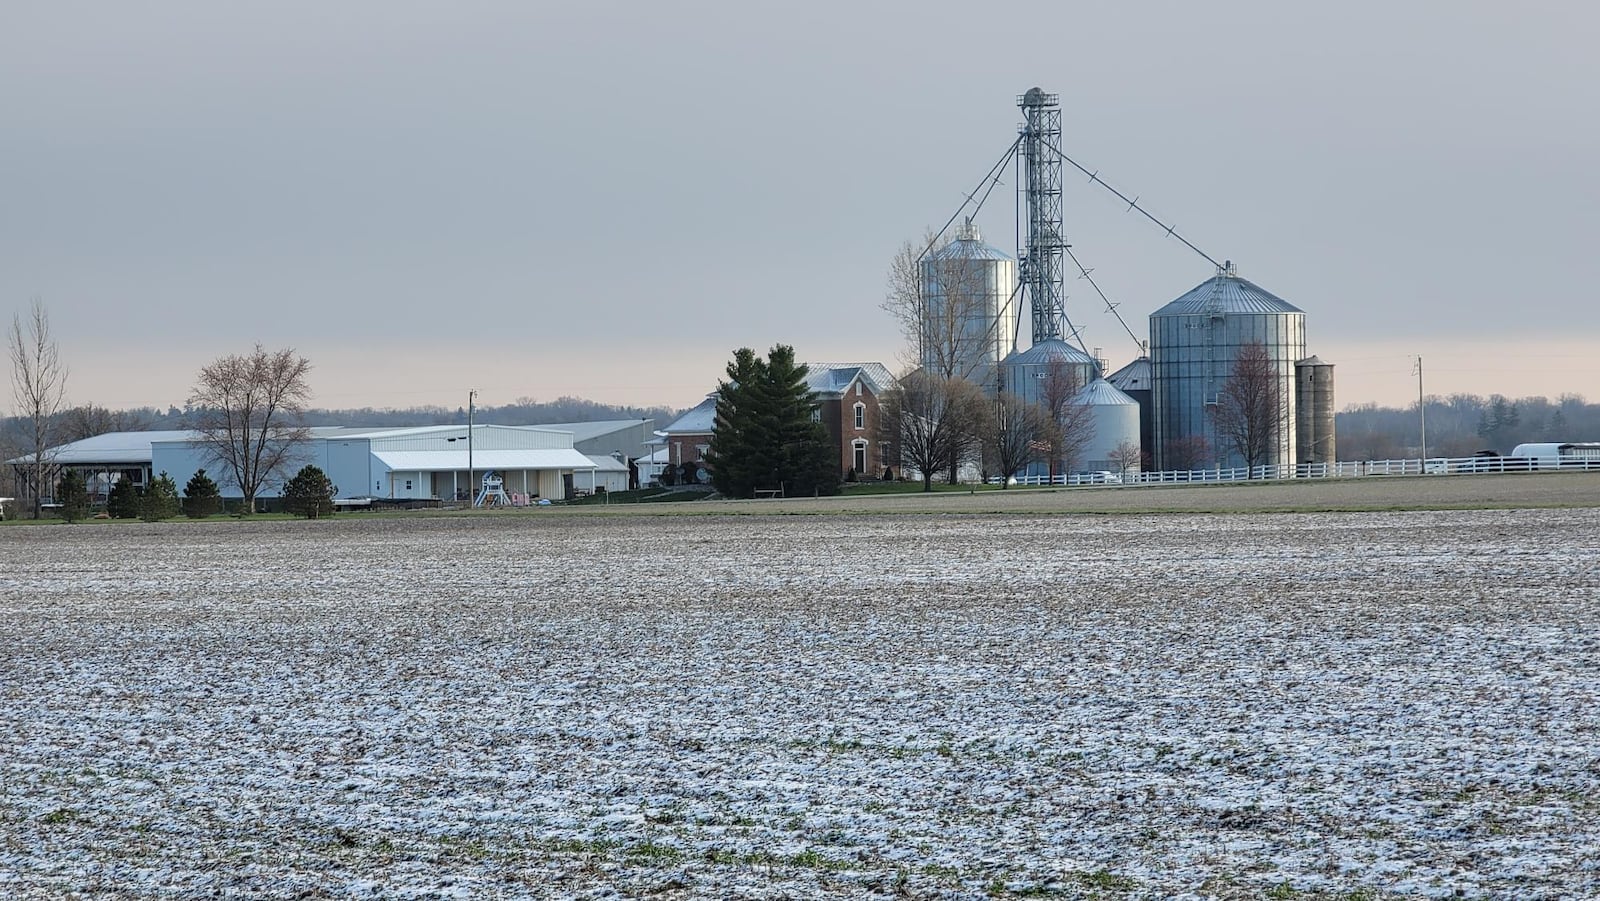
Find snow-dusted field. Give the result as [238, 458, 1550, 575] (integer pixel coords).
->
[2, 509, 1598, 899]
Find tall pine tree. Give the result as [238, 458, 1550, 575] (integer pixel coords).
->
[706, 345, 839, 498]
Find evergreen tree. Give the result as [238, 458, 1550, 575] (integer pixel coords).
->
[56, 470, 90, 522]
[706, 348, 767, 498]
[141, 471, 180, 522]
[106, 477, 142, 519]
[283, 464, 337, 519]
[705, 345, 839, 498]
[764, 346, 840, 497]
[183, 469, 222, 518]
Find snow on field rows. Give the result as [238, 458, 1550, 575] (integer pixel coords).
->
[1, 509, 1598, 899]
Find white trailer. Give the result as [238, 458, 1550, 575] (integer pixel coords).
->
[1510, 442, 1600, 470]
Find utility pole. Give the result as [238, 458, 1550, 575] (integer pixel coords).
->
[1413, 357, 1427, 465]
[468, 388, 477, 507]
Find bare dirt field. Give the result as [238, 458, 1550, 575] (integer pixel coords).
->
[2, 497, 1598, 899]
[664, 471, 1600, 516]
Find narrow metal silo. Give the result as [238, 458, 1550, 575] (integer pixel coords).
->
[1075, 378, 1141, 474]
[1294, 356, 1336, 464]
[920, 220, 1018, 393]
[1107, 355, 1153, 466]
[1149, 263, 1306, 471]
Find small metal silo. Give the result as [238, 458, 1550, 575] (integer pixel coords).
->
[1294, 356, 1336, 464]
[1074, 378, 1141, 473]
[1149, 264, 1306, 470]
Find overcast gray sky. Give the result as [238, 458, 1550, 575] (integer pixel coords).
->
[4, 1, 1596, 412]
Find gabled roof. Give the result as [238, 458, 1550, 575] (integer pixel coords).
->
[8, 427, 357, 466]
[526, 419, 651, 443]
[658, 395, 717, 436]
[7, 430, 192, 466]
[803, 362, 893, 397]
[661, 361, 892, 436]
[337, 424, 567, 441]
[584, 453, 631, 472]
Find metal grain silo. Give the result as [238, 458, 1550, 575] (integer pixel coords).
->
[1294, 356, 1336, 465]
[920, 220, 1017, 392]
[1107, 355, 1153, 465]
[1150, 264, 1305, 471]
[1075, 378, 1141, 473]
[1002, 338, 1097, 409]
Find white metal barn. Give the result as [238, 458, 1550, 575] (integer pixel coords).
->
[152, 425, 597, 502]
[581, 454, 631, 494]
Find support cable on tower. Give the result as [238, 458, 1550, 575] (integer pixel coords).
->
[1036, 136, 1224, 271]
[916, 136, 1022, 266]
[1064, 245, 1145, 351]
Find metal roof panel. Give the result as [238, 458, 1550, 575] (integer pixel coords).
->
[1150, 274, 1304, 317]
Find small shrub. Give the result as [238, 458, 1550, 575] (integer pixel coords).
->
[141, 472, 180, 522]
[106, 478, 142, 519]
[283, 465, 337, 519]
[57, 470, 90, 523]
[182, 469, 222, 518]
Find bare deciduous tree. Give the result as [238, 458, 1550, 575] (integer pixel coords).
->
[1165, 434, 1212, 472]
[1108, 439, 1143, 481]
[8, 300, 69, 519]
[882, 228, 1010, 485]
[983, 391, 1049, 488]
[882, 229, 1009, 386]
[188, 345, 313, 510]
[882, 370, 984, 492]
[58, 404, 151, 444]
[1210, 340, 1287, 474]
[1037, 359, 1095, 481]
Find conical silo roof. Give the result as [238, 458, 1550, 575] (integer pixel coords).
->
[1002, 338, 1096, 367]
[1295, 355, 1331, 367]
[1151, 272, 1302, 317]
[927, 234, 1013, 263]
[1107, 356, 1151, 392]
[1074, 378, 1138, 406]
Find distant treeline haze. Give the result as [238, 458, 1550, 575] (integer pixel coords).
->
[1337, 393, 1595, 459]
[5, 396, 687, 447]
[5, 393, 1595, 463]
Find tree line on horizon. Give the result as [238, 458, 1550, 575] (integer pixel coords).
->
[1336, 392, 1596, 460]
[1, 395, 687, 443]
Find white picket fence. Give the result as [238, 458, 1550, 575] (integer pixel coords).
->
[997, 455, 1600, 488]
